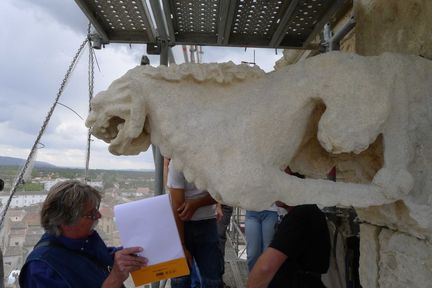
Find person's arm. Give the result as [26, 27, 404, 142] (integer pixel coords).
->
[246, 247, 287, 288]
[177, 193, 217, 221]
[163, 158, 170, 187]
[169, 187, 193, 265]
[167, 162, 193, 264]
[275, 200, 291, 213]
[102, 247, 148, 288]
[215, 203, 223, 222]
[169, 187, 186, 243]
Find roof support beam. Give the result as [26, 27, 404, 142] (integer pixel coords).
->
[150, 0, 168, 41]
[161, 0, 176, 44]
[74, 0, 110, 43]
[303, 0, 347, 46]
[217, 0, 237, 45]
[269, 0, 300, 48]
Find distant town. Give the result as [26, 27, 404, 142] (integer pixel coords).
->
[0, 163, 155, 287]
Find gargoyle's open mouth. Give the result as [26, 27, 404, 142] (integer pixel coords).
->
[89, 116, 125, 143]
[105, 116, 125, 141]
[91, 114, 151, 156]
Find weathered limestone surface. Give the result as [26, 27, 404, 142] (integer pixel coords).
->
[86, 53, 432, 239]
[352, 1, 432, 287]
[355, 0, 432, 59]
[378, 229, 432, 288]
[273, 2, 432, 286]
[360, 224, 432, 288]
[359, 224, 379, 288]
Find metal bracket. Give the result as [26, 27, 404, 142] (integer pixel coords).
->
[88, 33, 109, 49]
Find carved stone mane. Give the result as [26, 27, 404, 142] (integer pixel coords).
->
[141, 61, 266, 84]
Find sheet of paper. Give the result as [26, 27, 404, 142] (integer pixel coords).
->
[114, 194, 189, 286]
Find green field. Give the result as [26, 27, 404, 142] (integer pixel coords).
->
[0, 166, 155, 192]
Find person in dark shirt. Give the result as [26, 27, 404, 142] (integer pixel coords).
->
[247, 204, 330, 288]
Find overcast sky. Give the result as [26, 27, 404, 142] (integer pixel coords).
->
[0, 0, 283, 171]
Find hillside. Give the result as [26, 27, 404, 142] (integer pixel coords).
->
[0, 156, 56, 168]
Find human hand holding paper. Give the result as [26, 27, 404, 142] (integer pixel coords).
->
[114, 194, 189, 286]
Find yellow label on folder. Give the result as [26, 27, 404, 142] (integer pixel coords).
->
[131, 257, 190, 286]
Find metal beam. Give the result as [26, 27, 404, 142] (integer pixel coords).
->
[74, 0, 109, 43]
[303, 0, 347, 46]
[168, 48, 176, 64]
[106, 31, 155, 43]
[269, 0, 300, 48]
[175, 32, 218, 45]
[217, 0, 237, 45]
[152, 41, 169, 200]
[161, 0, 176, 44]
[160, 40, 169, 65]
[151, 43, 169, 288]
[150, 0, 169, 41]
[140, 0, 158, 43]
[329, 16, 356, 51]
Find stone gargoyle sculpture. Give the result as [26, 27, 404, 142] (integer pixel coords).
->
[86, 52, 431, 228]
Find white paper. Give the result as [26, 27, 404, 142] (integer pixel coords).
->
[114, 194, 184, 265]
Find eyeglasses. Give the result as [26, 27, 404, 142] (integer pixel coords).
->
[82, 207, 101, 220]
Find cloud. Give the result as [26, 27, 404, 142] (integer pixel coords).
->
[0, 0, 283, 170]
[12, 0, 89, 34]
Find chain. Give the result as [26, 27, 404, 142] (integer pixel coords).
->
[0, 38, 89, 230]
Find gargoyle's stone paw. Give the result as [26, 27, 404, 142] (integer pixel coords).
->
[373, 168, 414, 200]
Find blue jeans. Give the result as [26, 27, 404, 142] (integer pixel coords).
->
[171, 219, 223, 288]
[191, 258, 201, 288]
[245, 210, 278, 271]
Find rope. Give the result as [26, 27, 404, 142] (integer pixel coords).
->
[0, 38, 89, 230]
[84, 24, 95, 183]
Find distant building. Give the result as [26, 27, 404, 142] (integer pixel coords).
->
[5, 209, 26, 222]
[8, 222, 26, 248]
[40, 178, 69, 191]
[89, 181, 103, 189]
[99, 205, 117, 245]
[3, 245, 23, 282]
[136, 187, 152, 197]
[120, 191, 141, 197]
[40, 179, 103, 191]
[0, 192, 46, 209]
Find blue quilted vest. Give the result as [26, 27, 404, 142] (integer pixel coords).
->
[19, 234, 113, 288]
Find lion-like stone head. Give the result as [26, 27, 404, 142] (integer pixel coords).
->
[85, 68, 151, 155]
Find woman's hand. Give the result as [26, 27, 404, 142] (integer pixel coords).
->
[102, 246, 148, 288]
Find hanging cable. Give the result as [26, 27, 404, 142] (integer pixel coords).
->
[56, 102, 84, 120]
[0, 37, 89, 230]
[84, 23, 95, 183]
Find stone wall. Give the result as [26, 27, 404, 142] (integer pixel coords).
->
[353, 1, 432, 287]
[277, 2, 432, 287]
[355, 0, 432, 59]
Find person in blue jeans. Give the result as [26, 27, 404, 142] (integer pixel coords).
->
[245, 205, 279, 272]
[167, 161, 223, 288]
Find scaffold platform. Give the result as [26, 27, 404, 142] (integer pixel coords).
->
[223, 234, 248, 288]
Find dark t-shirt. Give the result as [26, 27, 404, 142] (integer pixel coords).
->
[269, 205, 330, 288]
